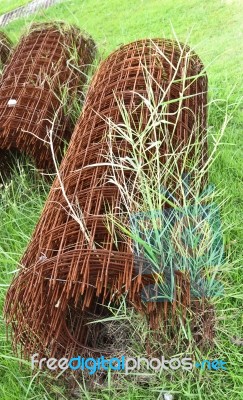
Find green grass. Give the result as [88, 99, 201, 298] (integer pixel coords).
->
[0, 0, 243, 399]
[0, 0, 30, 15]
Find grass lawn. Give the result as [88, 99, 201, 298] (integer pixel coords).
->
[0, 0, 243, 399]
[0, 0, 30, 16]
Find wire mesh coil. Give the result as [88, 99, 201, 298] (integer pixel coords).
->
[5, 38, 208, 359]
[0, 22, 96, 171]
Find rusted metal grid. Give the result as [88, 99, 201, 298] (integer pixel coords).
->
[0, 22, 96, 172]
[0, 31, 12, 68]
[5, 38, 208, 360]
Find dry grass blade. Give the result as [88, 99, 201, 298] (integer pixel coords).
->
[0, 31, 12, 69]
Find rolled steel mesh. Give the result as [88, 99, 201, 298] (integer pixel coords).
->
[0, 22, 96, 172]
[5, 38, 208, 359]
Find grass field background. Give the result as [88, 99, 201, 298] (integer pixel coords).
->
[0, 0, 242, 399]
[0, 0, 30, 15]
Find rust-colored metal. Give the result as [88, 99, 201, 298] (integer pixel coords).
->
[5, 39, 208, 360]
[0, 31, 12, 68]
[0, 22, 96, 172]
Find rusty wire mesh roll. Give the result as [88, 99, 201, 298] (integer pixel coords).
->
[0, 22, 96, 172]
[0, 31, 12, 69]
[5, 38, 208, 359]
